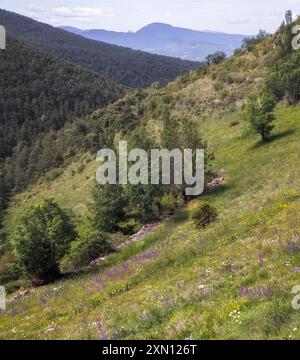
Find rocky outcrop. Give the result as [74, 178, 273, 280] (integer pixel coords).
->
[89, 223, 161, 268]
[206, 170, 225, 191]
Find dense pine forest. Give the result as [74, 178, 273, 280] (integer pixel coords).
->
[0, 35, 124, 225]
[0, 9, 199, 88]
[0, 35, 124, 159]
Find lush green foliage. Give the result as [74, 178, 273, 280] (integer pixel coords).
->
[0, 36, 123, 161]
[0, 35, 123, 226]
[90, 102, 213, 232]
[190, 201, 218, 228]
[0, 170, 9, 228]
[62, 227, 111, 269]
[11, 199, 77, 280]
[263, 18, 300, 104]
[245, 90, 277, 141]
[242, 30, 270, 52]
[205, 51, 226, 65]
[92, 185, 128, 233]
[0, 252, 23, 287]
[265, 50, 300, 103]
[118, 219, 141, 236]
[160, 193, 177, 214]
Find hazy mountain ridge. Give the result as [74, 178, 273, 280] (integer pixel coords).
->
[60, 22, 249, 61]
[0, 9, 199, 87]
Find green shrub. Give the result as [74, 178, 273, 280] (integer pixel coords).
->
[217, 71, 245, 85]
[11, 199, 77, 281]
[265, 50, 300, 103]
[92, 184, 128, 233]
[4, 279, 30, 295]
[191, 201, 218, 228]
[242, 30, 269, 52]
[118, 219, 141, 235]
[62, 228, 112, 269]
[233, 48, 244, 56]
[77, 164, 86, 174]
[245, 89, 276, 141]
[213, 81, 224, 92]
[0, 252, 23, 284]
[220, 89, 230, 99]
[206, 51, 226, 65]
[176, 194, 185, 208]
[162, 95, 173, 104]
[45, 168, 63, 182]
[160, 193, 177, 214]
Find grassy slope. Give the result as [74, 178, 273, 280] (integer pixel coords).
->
[4, 46, 268, 231]
[4, 154, 98, 232]
[1, 102, 300, 339]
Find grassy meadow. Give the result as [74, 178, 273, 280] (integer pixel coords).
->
[1, 102, 300, 339]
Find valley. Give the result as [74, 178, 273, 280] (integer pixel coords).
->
[0, 7, 300, 341]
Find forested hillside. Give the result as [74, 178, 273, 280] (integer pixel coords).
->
[0, 35, 123, 225]
[0, 9, 199, 87]
[0, 35, 124, 159]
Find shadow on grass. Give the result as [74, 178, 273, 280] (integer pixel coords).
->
[203, 183, 233, 200]
[170, 208, 189, 224]
[249, 129, 295, 150]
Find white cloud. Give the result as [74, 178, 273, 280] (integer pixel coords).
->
[227, 19, 250, 25]
[2, 0, 300, 33]
[54, 7, 102, 18]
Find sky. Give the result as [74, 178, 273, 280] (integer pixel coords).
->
[0, 0, 299, 34]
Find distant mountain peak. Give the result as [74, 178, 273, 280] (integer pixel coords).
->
[137, 23, 174, 32]
[0, 9, 198, 88]
[59, 21, 248, 61]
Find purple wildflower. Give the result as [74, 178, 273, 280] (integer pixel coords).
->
[177, 280, 187, 289]
[95, 320, 109, 340]
[40, 297, 47, 306]
[120, 263, 129, 271]
[258, 253, 264, 266]
[240, 285, 270, 299]
[140, 310, 149, 321]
